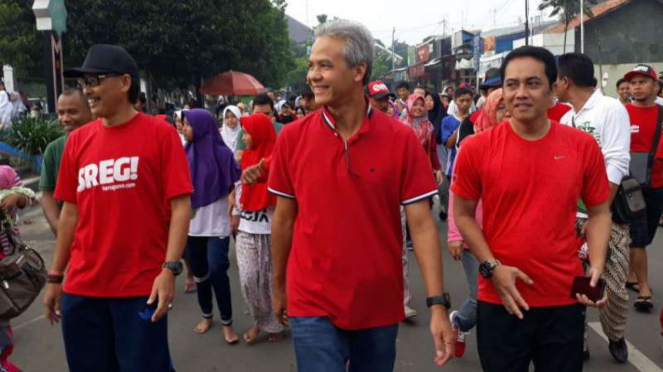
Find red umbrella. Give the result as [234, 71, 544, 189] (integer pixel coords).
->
[199, 70, 266, 96]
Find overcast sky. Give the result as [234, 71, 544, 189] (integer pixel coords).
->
[285, 0, 555, 46]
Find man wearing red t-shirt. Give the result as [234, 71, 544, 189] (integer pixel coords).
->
[42, 45, 193, 372]
[624, 64, 663, 313]
[453, 46, 612, 372]
[268, 19, 454, 371]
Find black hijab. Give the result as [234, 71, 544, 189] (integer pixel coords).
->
[426, 91, 447, 144]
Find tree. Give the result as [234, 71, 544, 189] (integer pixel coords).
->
[316, 14, 328, 25]
[0, 0, 45, 79]
[0, 0, 294, 91]
[538, 0, 597, 53]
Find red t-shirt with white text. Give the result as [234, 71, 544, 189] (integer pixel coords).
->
[627, 104, 663, 188]
[452, 121, 609, 307]
[55, 113, 193, 297]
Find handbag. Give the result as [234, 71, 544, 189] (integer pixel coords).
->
[611, 176, 646, 224]
[0, 210, 47, 320]
[630, 105, 663, 187]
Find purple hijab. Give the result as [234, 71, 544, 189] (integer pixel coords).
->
[183, 109, 240, 209]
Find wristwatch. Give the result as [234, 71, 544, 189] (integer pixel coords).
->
[47, 272, 65, 284]
[479, 259, 502, 279]
[162, 261, 183, 276]
[426, 293, 451, 309]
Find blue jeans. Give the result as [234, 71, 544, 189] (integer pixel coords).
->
[291, 317, 398, 372]
[187, 236, 233, 324]
[61, 294, 174, 372]
[454, 249, 478, 332]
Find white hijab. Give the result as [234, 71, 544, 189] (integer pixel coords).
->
[0, 90, 13, 127]
[220, 105, 242, 153]
[174, 110, 186, 146]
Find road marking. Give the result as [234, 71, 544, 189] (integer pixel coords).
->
[13, 315, 45, 331]
[588, 321, 663, 372]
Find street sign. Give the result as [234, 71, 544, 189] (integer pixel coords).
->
[32, 0, 67, 39]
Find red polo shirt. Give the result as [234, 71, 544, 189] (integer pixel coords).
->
[268, 104, 438, 330]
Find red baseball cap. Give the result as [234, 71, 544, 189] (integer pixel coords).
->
[624, 64, 658, 82]
[366, 81, 390, 100]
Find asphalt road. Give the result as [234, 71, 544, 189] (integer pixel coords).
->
[7, 203, 663, 372]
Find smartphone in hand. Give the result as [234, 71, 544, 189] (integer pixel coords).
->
[571, 276, 606, 302]
[138, 301, 158, 321]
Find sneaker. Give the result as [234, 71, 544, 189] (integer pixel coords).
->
[404, 306, 418, 320]
[406, 239, 414, 251]
[608, 338, 628, 363]
[449, 310, 468, 358]
[0, 360, 22, 372]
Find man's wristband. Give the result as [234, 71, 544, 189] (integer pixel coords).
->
[47, 272, 64, 284]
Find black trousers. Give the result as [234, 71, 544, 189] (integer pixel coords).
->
[477, 301, 585, 372]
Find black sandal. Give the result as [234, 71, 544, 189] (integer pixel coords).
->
[625, 282, 640, 292]
[634, 296, 653, 312]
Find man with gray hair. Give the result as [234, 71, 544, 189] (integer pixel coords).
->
[269, 19, 454, 371]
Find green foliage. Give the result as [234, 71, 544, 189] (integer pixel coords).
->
[539, 0, 597, 24]
[0, 0, 45, 79]
[539, 0, 597, 52]
[1, 0, 294, 90]
[4, 117, 63, 156]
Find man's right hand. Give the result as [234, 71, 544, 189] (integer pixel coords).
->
[43, 283, 63, 325]
[272, 284, 288, 326]
[491, 265, 533, 319]
[241, 158, 266, 186]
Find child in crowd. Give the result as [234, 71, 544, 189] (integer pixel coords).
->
[0, 165, 35, 372]
[230, 113, 284, 344]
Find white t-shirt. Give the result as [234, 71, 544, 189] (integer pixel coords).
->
[233, 183, 273, 235]
[189, 196, 230, 238]
[447, 99, 476, 118]
[656, 96, 663, 106]
[560, 90, 631, 217]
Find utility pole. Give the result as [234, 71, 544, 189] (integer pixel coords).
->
[391, 27, 396, 72]
[580, 0, 585, 53]
[493, 8, 497, 29]
[524, 0, 530, 46]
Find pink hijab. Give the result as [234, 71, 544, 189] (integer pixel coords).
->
[474, 89, 504, 134]
[402, 93, 434, 146]
[0, 166, 17, 190]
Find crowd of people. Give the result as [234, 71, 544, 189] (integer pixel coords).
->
[0, 16, 662, 372]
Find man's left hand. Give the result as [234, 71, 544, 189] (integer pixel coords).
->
[147, 270, 176, 322]
[576, 265, 608, 307]
[430, 307, 454, 367]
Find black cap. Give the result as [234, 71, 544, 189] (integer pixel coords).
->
[64, 44, 140, 79]
[480, 68, 502, 89]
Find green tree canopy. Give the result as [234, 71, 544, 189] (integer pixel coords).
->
[539, 0, 597, 53]
[0, 0, 294, 90]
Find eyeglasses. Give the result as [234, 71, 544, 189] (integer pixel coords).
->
[76, 74, 120, 89]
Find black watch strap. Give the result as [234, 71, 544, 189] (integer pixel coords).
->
[162, 261, 183, 276]
[479, 259, 501, 279]
[426, 293, 451, 309]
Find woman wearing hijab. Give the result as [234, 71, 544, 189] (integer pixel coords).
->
[425, 91, 449, 220]
[174, 110, 187, 146]
[229, 113, 284, 344]
[181, 109, 242, 344]
[446, 89, 508, 358]
[401, 93, 443, 184]
[220, 105, 242, 153]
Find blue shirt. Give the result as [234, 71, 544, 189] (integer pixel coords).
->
[441, 116, 461, 176]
